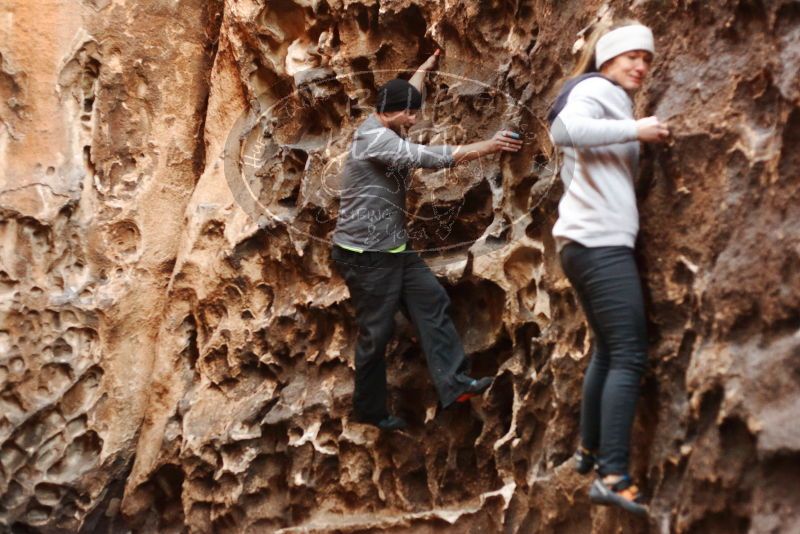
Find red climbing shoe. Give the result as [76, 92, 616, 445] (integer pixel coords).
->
[455, 377, 493, 403]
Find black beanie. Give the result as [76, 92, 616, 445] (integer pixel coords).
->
[376, 78, 422, 113]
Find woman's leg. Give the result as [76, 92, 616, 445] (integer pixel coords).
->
[561, 244, 611, 453]
[561, 244, 648, 475]
[580, 347, 610, 452]
[596, 249, 647, 475]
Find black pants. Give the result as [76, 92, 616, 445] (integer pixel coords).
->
[331, 246, 474, 423]
[560, 242, 648, 476]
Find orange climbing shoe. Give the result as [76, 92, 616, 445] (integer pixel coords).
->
[588, 474, 648, 517]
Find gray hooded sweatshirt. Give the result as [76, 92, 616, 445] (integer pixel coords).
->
[333, 114, 455, 251]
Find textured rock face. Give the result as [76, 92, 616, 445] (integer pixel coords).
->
[1, 0, 798, 532]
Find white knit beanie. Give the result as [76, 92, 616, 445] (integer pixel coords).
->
[595, 24, 655, 69]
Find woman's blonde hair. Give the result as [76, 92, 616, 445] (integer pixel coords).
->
[569, 18, 643, 77]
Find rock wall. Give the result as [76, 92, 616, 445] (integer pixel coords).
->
[1, 0, 798, 532]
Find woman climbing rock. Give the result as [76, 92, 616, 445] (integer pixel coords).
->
[548, 20, 669, 516]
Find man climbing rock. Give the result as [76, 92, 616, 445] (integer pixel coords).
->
[331, 50, 522, 431]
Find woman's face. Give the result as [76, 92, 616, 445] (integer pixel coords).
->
[601, 50, 653, 91]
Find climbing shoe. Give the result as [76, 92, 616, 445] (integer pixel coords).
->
[375, 415, 408, 431]
[573, 446, 596, 475]
[455, 377, 493, 403]
[588, 474, 648, 517]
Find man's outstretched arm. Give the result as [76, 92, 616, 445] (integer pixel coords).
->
[409, 49, 440, 93]
[452, 131, 523, 164]
[358, 128, 522, 169]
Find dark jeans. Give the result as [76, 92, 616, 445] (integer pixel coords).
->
[331, 246, 474, 423]
[560, 242, 648, 476]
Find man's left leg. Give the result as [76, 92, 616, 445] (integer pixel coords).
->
[331, 247, 404, 427]
[400, 252, 488, 407]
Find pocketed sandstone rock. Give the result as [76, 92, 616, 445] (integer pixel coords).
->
[1, 1, 798, 532]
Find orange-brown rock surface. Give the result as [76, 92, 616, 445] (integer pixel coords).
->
[1, 0, 798, 532]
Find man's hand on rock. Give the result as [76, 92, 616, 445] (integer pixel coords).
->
[419, 49, 441, 72]
[487, 130, 524, 153]
[452, 130, 523, 164]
